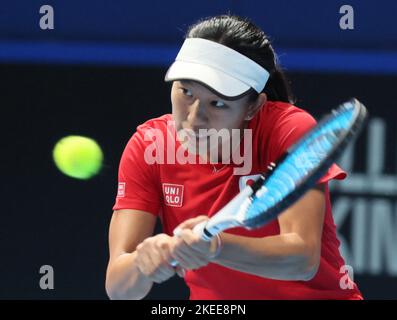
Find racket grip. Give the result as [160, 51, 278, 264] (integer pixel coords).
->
[192, 221, 211, 240]
[170, 221, 211, 267]
[170, 260, 178, 267]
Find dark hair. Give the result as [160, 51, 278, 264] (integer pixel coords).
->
[186, 15, 294, 104]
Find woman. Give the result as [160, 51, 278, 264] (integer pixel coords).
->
[105, 15, 362, 300]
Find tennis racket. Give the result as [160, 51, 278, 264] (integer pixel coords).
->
[171, 98, 367, 265]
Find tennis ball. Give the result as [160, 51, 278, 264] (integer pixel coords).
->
[53, 135, 103, 180]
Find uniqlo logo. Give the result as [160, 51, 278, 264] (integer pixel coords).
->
[117, 182, 126, 197]
[162, 183, 184, 207]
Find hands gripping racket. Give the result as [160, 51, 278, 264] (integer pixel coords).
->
[171, 98, 367, 266]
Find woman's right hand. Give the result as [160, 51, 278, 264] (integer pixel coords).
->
[135, 233, 185, 283]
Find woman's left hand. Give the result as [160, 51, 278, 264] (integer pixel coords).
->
[170, 215, 218, 270]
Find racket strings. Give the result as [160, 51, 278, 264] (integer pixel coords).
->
[241, 103, 360, 226]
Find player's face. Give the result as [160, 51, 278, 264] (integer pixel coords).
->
[171, 80, 265, 161]
[172, 80, 257, 133]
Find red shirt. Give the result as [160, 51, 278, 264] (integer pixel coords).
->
[113, 100, 363, 300]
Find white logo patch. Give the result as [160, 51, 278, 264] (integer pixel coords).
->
[162, 183, 184, 207]
[239, 174, 262, 191]
[117, 182, 126, 197]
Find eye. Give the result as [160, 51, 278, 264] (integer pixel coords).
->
[180, 88, 193, 97]
[210, 100, 228, 109]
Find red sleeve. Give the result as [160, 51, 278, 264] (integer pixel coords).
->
[273, 108, 347, 184]
[112, 125, 161, 215]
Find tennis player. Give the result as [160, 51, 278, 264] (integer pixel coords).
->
[105, 15, 363, 300]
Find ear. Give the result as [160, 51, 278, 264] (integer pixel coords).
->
[245, 93, 267, 121]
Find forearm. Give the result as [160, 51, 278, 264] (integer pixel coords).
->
[106, 251, 153, 300]
[212, 232, 319, 281]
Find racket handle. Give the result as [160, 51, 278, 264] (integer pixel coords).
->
[170, 221, 211, 267]
[192, 221, 212, 240]
[170, 260, 178, 267]
[173, 221, 210, 238]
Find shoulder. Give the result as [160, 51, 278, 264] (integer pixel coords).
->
[251, 100, 317, 139]
[126, 114, 173, 145]
[260, 100, 316, 127]
[124, 114, 173, 157]
[136, 114, 173, 133]
[250, 101, 318, 160]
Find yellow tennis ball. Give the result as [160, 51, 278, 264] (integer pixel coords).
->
[53, 135, 103, 180]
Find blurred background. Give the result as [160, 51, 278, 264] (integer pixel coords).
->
[1, 0, 396, 299]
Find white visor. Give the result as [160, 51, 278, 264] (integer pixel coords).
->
[165, 38, 270, 98]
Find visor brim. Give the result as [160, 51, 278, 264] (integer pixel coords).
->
[165, 60, 252, 99]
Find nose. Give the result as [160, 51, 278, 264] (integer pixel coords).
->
[187, 98, 208, 129]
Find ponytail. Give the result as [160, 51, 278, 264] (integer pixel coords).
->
[265, 68, 295, 103]
[187, 15, 295, 104]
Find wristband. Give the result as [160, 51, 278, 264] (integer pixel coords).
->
[208, 233, 223, 260]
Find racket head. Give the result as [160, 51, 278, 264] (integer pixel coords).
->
[238, 98, 367, 229]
